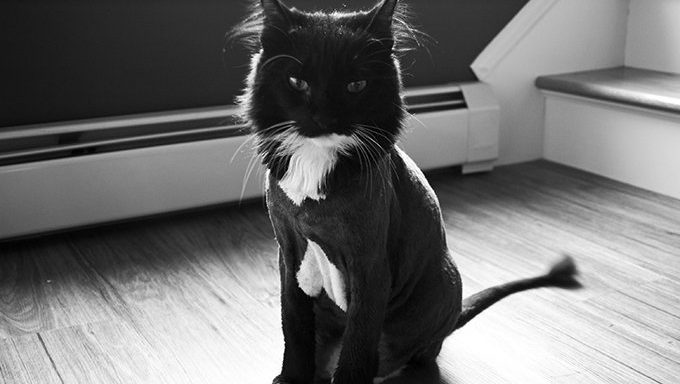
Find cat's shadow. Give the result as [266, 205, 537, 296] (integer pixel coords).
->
[381, 362, 456, 384]
[314, 362, 458, 384]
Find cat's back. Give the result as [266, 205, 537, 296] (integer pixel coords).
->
[387, 145, 453, 287]
[390, 146, 443, 219]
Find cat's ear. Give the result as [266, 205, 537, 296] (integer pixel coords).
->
[261, 0, 293, 26]
[367, 0, 398, 36]
[260, 0, 295, 51]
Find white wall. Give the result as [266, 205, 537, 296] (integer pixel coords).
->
[626, 0, 680, 74]
[471, 0, 629, 165]
[544, 94, 680, 200]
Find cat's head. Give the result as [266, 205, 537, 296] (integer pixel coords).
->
[231, 0, 412, 176]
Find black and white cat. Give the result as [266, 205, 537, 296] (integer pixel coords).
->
[231, 1, 578, 383]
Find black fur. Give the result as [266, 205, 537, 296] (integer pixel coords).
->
[230, 0, 413, 182]
[229, 1, 579, 383]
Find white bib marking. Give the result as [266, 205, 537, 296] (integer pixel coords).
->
[278, 133, 358, 206]
[296, 239, 348, 311]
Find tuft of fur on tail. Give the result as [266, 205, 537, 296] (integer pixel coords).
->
[545, 255, 579, 287]
[455, 255, 579, 330]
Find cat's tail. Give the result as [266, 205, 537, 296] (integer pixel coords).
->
[454, 255, 579, 330]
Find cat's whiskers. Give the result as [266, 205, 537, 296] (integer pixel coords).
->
[352, 135, 368, 196]
[392, 103, 425, 129]
[255, 123, 298, 159]
[236, 120, 297, 201]
[255, 128, 298, 179]
[352, 125, 394, 200]
[353, 123, 394, 143]
[241, 138, 289, 202]
[366, 125, 399, 179]
[351, 131, 374, 198]
[231, 120, 295, 163]
[231, 134, 259, 164]
[361, 132, 381, 198]
[240, 150, 262, 202]
[353, 124, 400, 184]
[362, 131, 391, 207]
[273, 131, 364, 205]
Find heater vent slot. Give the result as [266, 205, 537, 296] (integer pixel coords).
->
[0, 108, 245, 166]
[405, 89, 467, 114]
[2, 87, 466, 166]
[0, 82, 499, 240]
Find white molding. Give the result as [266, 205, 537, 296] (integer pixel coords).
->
[471, 0, 560, 81]
[0, 84, 501, 239]
[539, 90, 680, 122]
[543, 91, 680, 200]
[0, 137, 267, 240]
[0, 105, 240, 141]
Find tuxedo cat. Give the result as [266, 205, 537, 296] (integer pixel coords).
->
[230, 1, 578, 383]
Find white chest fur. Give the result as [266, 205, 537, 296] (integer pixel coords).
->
[278, 133, 357, 206]
[296, 239, 348, 311]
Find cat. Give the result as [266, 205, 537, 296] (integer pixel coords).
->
[230, 1, 579, 383]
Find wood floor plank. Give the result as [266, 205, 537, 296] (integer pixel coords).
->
[38, 320, 188, 384]
[129, 307, 282, 384]
[625, 279, 680, 321]
[64, 212, 279, 324]
[0, 238, 126, 338]
[438, 166, 676, 298]
[492, 163, 680, 276]
[0, 335, 62, 384]
[1, 160, 679, 383]
[512, 294, 680, 384]
[437, 278, 665, 384]
[0, 249, 54, 338]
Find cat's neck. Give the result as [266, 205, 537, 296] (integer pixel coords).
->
[269, 137, 393, 206]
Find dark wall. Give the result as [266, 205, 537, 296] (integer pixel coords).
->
[0, 0, 528, 128]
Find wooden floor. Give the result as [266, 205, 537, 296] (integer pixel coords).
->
[1, 160, 679, 384]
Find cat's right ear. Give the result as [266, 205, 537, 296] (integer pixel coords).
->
[261, 0, 293, 26]
[367, 0, 398, 36]
[259, 0, 295, 52]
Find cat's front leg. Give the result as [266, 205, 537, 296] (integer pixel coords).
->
[332, 257, 391, 384]
[275, 246, 316, 384]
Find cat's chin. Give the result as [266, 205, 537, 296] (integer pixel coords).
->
[296, 127, 353, 140]
[304, 134, 355, 149]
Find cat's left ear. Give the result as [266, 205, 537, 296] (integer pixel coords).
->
[261, 0, 293, 26]
[367, 0, 398, 37]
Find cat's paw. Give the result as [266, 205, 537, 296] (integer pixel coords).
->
[272, 375, 293, 384]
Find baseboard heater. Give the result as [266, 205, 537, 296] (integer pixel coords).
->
[0, 82, 499, 240]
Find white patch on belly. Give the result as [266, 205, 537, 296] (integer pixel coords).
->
[296, 239, 347, 311]
[278, 133, 358, 206]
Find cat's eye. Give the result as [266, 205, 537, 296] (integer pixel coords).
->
[347, 80, 367, 93]
[288, 76, 309, 92]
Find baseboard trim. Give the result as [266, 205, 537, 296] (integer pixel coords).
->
[0, 137, 266, 240]
[0, 83, 501, 240]
[543, 92, 680, 200]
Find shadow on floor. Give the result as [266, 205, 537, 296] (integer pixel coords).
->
[382, 362, 458, 384]
[314, 362, 457, 384]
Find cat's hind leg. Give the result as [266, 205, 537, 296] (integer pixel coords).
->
[314, 337, 341, 383]
[314, 295, 346, 383]
[375, 361, 441, 384]
[409, 340, 444, 366]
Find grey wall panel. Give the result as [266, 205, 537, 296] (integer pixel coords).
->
[0, 0, 528, 127]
